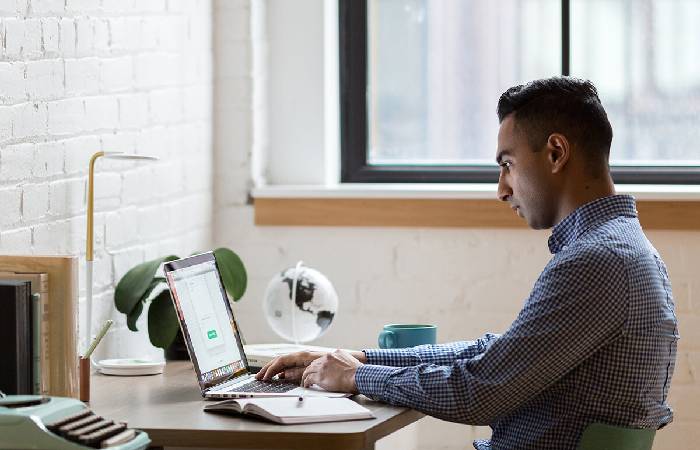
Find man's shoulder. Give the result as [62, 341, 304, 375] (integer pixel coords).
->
[543, 215, 659, 289]
[557, 238, 623, 265]
[546, 242, 626, 284]
[575, 214, 650, 261]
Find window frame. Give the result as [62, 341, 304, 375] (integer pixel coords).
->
[339, 0, 700, 185]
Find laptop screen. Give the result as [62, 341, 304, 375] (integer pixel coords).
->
[164, 252, 249, 391]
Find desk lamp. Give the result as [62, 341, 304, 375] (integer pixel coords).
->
[86, 151, 157, 345]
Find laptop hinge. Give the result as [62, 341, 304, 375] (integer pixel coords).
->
[206, 374, 251, 393]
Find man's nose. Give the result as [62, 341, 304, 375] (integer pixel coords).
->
[497, 172, 512, 202]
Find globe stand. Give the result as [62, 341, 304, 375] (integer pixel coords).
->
[290, 260, 304, 345]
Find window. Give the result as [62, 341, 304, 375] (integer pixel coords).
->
[340, 0, 700, 184]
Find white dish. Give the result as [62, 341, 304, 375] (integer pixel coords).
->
[97, 358, 165, 376]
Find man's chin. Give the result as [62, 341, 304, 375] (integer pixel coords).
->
[521, 213, 544, 230]
[525, 216, 555, 230]
[514, 208, 546, 230]
[515, 207, 529, 223]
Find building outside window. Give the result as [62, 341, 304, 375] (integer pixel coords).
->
[342, 0, 700, 183]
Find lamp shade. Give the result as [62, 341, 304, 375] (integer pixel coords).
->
[101, 152, 159, 161]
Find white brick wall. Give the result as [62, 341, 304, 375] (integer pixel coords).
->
[0, 0, 213, 359]
[212, 2, 700, 449]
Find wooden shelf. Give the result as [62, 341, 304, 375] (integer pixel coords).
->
[254, 197, 700, 230]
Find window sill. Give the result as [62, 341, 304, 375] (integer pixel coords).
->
[252, 184, 700, 230]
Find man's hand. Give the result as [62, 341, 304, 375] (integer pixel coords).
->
[255, 351, 326, 382]
[300, 349, 363, 394]
[255, 349, 368, 385]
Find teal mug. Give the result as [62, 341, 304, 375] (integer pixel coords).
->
[378, 324, 437, 349]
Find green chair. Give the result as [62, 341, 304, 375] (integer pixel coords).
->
[577, 423, 656, 450]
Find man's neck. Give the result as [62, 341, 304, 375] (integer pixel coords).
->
[554, 175, 616, 226]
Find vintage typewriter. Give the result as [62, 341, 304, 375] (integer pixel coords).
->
[0, 395, 150, 450]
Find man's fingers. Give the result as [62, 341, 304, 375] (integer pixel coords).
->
[257, 359, 277, 380]
[301, 366, 318, 388]
[258, 355, 291, 380]
[303, 372, 316, 388]
[282, 367, 304, 382]
[255, 360, 274, 379]
[301, 356, 327, 387]
[256, 355, 286, 380]
[257, 352, 314, 381]
[300, 366, 309, 387]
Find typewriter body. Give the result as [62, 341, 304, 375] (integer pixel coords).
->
[0, 395, 150, 450]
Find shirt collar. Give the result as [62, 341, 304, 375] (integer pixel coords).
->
[548, 194, 638, 254]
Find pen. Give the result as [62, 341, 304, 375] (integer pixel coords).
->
[298, 386, 306, 402]
[83, 319, 113, 359]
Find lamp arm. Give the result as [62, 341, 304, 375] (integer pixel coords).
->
[86, 151, 104, 262]
[85, 260, 93, 348]
[85, 151, 104, 350]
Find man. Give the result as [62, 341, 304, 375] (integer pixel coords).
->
[256, 77, 679, 450]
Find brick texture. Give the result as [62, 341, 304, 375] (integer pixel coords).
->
[0, 0, 213, 360]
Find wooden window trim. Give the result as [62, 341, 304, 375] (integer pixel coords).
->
[254, 197, 700, 230]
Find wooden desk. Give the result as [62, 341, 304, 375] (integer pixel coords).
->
[90, 361, 423, 449]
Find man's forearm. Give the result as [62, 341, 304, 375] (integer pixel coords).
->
[361, 334, 500, 367]
[355, 362, 496, 424]
[351, 350, 368, 363]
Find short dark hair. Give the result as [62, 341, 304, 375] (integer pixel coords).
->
[497, 77, 613, 170]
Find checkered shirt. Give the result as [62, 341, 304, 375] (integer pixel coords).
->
[355, 195, 678, 450]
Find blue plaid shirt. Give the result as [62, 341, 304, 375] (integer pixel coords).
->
[356, 195, 678, 450]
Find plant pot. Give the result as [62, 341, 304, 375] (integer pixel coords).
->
[164, 329, 190, 361]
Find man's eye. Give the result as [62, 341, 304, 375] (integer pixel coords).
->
[499, 161, 512, 169]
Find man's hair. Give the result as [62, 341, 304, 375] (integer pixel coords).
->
[497, 77, 613, 173]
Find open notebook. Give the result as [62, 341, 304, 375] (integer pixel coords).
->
[203, 396, 374, 424]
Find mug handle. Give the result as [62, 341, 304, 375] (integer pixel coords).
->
[378, 330, 396, 349]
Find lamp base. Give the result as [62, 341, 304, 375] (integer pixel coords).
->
[97, 359, 165, 376]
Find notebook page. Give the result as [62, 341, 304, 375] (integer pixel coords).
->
[236, 397, 373, 420]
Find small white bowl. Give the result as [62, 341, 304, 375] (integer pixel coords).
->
[96, 358, 165, 376]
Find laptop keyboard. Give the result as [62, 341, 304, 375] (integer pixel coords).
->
[226, 379, 298, 393]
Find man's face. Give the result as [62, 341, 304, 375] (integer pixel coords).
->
[496, 115, 558, 229]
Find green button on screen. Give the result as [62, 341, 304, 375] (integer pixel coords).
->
[207, 330, 218, 339]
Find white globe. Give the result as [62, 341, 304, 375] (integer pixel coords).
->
[263, 263, 338, 343]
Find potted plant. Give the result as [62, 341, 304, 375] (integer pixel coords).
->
[114, 248, 247, 359]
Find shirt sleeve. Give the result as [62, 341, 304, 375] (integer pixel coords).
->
[355, 244, 629, 425]
[362, 333, 500, 367]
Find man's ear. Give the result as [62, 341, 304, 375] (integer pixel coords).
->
[546, 133, 570, 174]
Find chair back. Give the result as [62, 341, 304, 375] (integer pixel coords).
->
[577, 423, 656, 450]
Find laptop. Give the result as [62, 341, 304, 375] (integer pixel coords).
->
[163, 252, 347, 399]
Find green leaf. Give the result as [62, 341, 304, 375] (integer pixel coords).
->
[147, 290, 180, 348]
[125, 278, 166, 332]
[213, 247, 247, 301]
[126, 300, 143, 332]
[114, 255, 178, 315]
